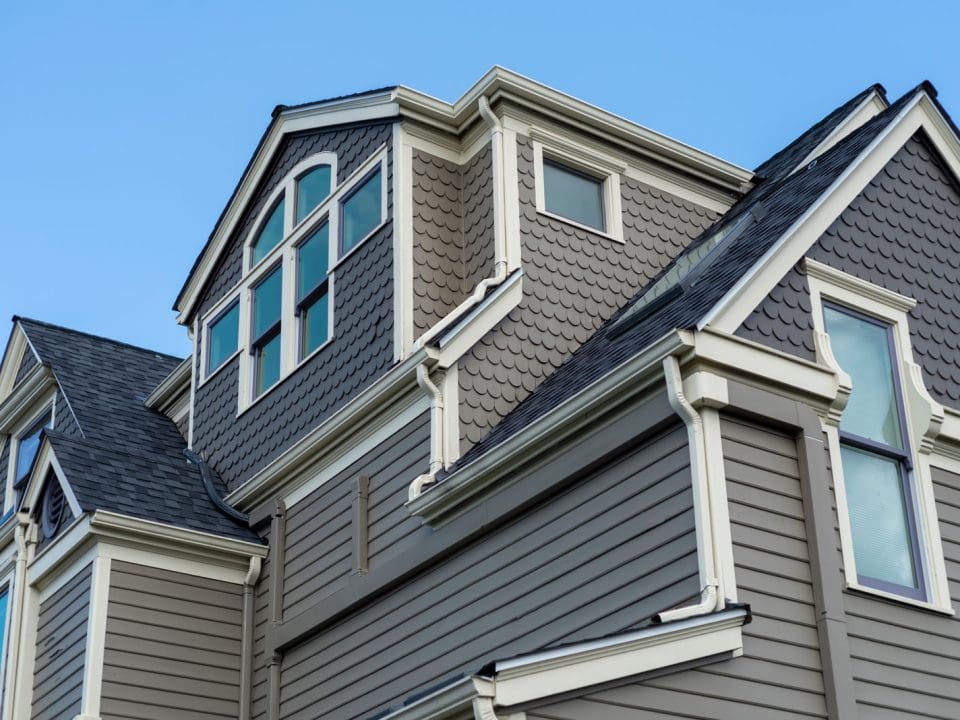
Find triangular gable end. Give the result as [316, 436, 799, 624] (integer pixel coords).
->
[0, 321, 41, 404]
[21, 436, 82, 521]
[703, 87, 960, 334]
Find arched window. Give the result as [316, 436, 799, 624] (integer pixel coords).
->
[296, 165, 332, 224]
[251, 198, 285, 265]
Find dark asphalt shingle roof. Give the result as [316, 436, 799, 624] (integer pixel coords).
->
[447, 84, 922, 476]
[16, 318, 257, 542]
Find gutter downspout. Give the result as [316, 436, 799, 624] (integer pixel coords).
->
[414, 95, 510, 349]
[2, 515, 30, 720]
[656, 355, 722, 622]
[239, 556, 262, 720]
[408, 362, 444, 500]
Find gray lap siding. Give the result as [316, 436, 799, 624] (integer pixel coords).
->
[526, 415, 828, 720]
[30, 564, 91, 720]
[191, 122, 395, 491]
[274, 424, 697, 720]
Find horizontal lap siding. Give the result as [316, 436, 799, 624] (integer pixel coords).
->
[279, 425, 697, 720]
[282, 411, 430, 619]
[842, 466, 960, 719]
[100, 561, 243, 720]
[529, 417, 827, 720]
[30, 564, 91, 720]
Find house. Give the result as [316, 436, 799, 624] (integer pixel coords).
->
[0, 67, 959, 719]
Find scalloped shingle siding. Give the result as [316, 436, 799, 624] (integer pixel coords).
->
[737, 134, 960, 406]
[457, 136, 718, 453]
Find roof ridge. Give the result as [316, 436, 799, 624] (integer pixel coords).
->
[14, 316, 184, 362]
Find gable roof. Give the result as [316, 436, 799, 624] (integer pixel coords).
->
[446, 83, 924, 475]
[14, 318, 257, 541]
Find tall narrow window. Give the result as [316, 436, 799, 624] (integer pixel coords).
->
[0, 585, 8, 686]
[251, 267, 282, 396]
[824, 304, 923, 598]
[206, 301, 239, 375]
[543, 160, 604, 231]
[296, 166, 332, 224]
[341, 168, 382, 254]
[15, 409, 52, 491]
[297, 223, 331, 359]
[251, 198, 285, 265]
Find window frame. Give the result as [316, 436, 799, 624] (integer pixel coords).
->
[824, 301, 927, 600]
[229, 147, 388, 414]
[0, 573, 13, 716]
[295, 222, 335, 363]
[532, 139, 623, 243]
[338, 165, 387, 257]
[201, 298, 241, 380]
[807, 258, 953, 614]
[4, 398, 55, 515]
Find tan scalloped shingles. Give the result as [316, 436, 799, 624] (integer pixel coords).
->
[411, 145, 494, 337]
[737, 133, 960, 406]
[457, 136, 718, 453]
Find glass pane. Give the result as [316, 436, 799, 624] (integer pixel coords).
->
[0, 589, 8, 654]
[255, 332, 281, 396]
[252, 268, 282, 340]
[341, 169, 382, 253]
[207, 302, 239, 373]
[296, 166, 331, 224]
[16, 412, 52, 483]
[298, 223, 329, 301]
[824, 306, 902, 447]
[841, 445, 919, 589]
[252, 198, 285, 265]
[301, 292, 329, 359]
[543, 160, 604, 230]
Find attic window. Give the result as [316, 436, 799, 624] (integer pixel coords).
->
[206, 300, 239, 375]
[543, 160, 604, 230]
[340, 168, 383, 254]
[296, 165, 332, 224]
[15, 409, 52, 488]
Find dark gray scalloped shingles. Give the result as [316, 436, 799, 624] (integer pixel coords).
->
[456, 136, 718, 453]
[192, 122, 395, 490]
[737, 132, 960, 406]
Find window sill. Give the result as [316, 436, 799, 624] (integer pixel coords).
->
[198, 349, 242, 389]
[535, 209, 623, 244]
[845, 581, 955, 616]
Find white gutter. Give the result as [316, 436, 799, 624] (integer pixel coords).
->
[408, 361, 445, 499]
[657, 355, 722, 622]
[413, 95, 510, 351]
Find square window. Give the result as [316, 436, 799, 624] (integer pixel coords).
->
[543, 159, 605, 231]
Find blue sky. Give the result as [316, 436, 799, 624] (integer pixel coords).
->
[2, 1, 958, 356]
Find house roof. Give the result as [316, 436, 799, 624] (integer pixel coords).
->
[15, 318, 257, 541]
[447, 83, 925, 476]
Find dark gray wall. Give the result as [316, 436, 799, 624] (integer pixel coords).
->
[526, 415, 829, 720]
[411, 144, 495, 337]
[275, 423, 697, 720]
[737, 132, 960, 407]
[458, 136, 718, 453]
[100, 561, 244, 720]
[30, 564, 90, 720]
[192, 122, 395, 490]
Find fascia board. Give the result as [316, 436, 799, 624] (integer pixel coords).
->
[229, 348, 428, 513]
[493, 608, 748, 707]
[701, 92, 926, 334]
[175, 93, 400, 324]
[0, 366, 55, 435]
[144, 356, 191, 411]
[408, 330, 692, 523]
[793, 90, 889, 173]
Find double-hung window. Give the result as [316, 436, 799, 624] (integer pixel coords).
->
[296, 222, 331, 360]
[251, 267, 283, 397]
[824, 303, 924, 598]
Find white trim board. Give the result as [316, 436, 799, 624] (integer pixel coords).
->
[704, 89, 960, 334]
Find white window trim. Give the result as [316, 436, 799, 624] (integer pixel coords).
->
[234, 147, 389, 414]
[198, 294, 242, 387]
[0, 569, 13, 718]
[806, 258, 953, 614]
[3, 396, 55, 516]
[532, 139, 623, 243]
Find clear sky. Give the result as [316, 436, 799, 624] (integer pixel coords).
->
[2, 1, 958, 356]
